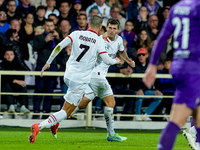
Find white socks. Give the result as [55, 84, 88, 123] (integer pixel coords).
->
[70, 107, 80, 116]
[39, 110, 67, 130]
[104, 106, 115, 136]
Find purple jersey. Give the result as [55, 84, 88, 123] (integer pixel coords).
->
[150, 0, 200, 74]
[150, 0, 200, 109]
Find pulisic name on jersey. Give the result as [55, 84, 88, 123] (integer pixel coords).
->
[79, 35, 96, 44]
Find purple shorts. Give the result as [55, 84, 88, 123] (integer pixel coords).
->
[172, 73, 200, 109]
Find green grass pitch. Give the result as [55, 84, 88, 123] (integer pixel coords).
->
[0, 127, 192, 150]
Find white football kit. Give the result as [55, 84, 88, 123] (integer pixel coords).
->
[46, 29, 117, 106]
[85, 34, 125, 100]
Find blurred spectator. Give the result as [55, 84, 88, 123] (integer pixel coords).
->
[105, 0, 126, 18]
[74, 13, 87, 31]
[0, 48, 30, 115]
[44, 0, 59, 19]
[10, 18, 20, 32]
[58, 0, 77, 30]
[133, 29, 151, 51]
[48, 13, 59, 32]
[18, 0, 35, 17]
[59, 20, 71, 39]
[143, 0, 162, 18]
[129, 29, 151, 61]
[19, 12, 34, 43]
[70, 0, 83, 17]
[33, 5, 46, 27]
[131, 48, 162, 121]
[159, 5, 170, 28]
[34, 26, 44, 35]
[6, 0, 22, 23]
[127, 0, 145, 20]
[119, 20, 136, 49]
[27, 26, 45, 66]
[146, 14, 160, 41]
[98, 25, 106, 35]
[133, 5, 148, 34]
[32, 19, 61, 119]
[57, 44, 72, 108]
[6, 28, 30, 70]
[155, 58, 175, 115]
[87, 5, 99, 22]
[0, 9, 10, 34]
[86, 0, 111, 19]
[103, 5, 126, 32]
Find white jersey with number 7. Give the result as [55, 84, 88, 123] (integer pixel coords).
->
[65, 29, 108, 84]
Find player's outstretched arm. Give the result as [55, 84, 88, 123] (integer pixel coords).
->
[40, 63, 50, 77]
[119, 51, 135, 68]
[143, 64, 157, 89]
[100, 53, 121, 65]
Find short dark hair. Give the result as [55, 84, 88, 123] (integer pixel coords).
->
[60, 0, 72, 7]
[77, 13, 87, 20]
[5, 47, 14, 53]
[107, 18, 120, 28]
[45, 18, 54, 24]
[48, 13, 57, 18]
[7, 0, 16, 4]
[125, 20, 134, 26]
[164, 58, 172, 63]
[36, 5, 46, 12]
[6, 29, 17, 39]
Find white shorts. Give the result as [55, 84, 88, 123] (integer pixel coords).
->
[85, 78, 113, 100]
[63, 78, 87, 106]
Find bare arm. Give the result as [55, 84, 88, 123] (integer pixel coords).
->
[118, 51, 135, 68]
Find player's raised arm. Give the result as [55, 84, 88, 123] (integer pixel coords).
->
[40, 35, 73, 77]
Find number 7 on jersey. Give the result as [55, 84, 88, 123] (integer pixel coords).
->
[76, 44, 90, 62]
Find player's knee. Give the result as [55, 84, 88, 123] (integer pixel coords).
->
[170, 118, 187, 127]
[105, 100, 115, 108]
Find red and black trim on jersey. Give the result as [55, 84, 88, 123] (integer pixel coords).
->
[87, 29, 98, 35]
[118, 49, 124, 52]
[68, 35, 73, 42]
[99, 51, 107, 55]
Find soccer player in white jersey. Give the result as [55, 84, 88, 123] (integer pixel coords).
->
[29, 15, 121, 143]
[50, 18, 135, 142]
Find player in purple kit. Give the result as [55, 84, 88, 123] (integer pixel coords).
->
[143, 0, 200, 149]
